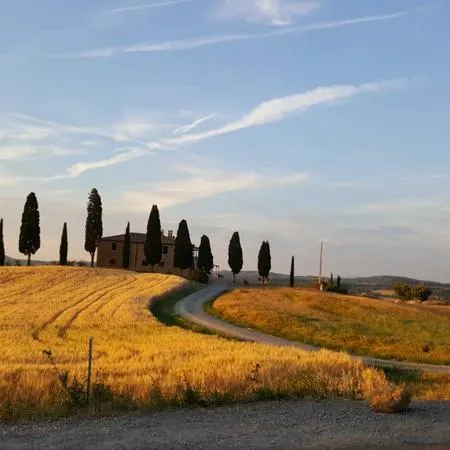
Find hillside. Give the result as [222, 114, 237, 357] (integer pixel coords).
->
[221, 270, 450, 299]
[0, 266, 387, 419]
[4, 255, 52, 266]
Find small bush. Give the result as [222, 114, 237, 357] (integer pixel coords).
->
[394, 282, 433, 302]
[367, 384, 412, 413]
[188, 270, 209, 284]
[324, 285, 349, 295]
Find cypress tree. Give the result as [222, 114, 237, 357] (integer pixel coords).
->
[290, 256, 295, 288]
[59, 222, 68, 266]
[123, 222, 131, 269]
[84, 188, 103, 267]
[198, 234, 214, 274]
[228, 231, 243, 284]
[258, 241, 267, 284]
[19, 192, 40, 266]
[330, 272, 334, 287]
[144, 205, 162, 271]
[0, 218, 5, 266]
[257, 241, 271, 284]
[174, 219, 193, 273]
[337, 275, 341, 289]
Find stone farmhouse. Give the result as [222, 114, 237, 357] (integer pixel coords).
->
[97, 230, 199, 273]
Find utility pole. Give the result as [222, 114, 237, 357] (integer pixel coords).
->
[318, 241, 324, 287]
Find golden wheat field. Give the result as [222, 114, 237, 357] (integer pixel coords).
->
[0, 267, 392, 419]
[212, 287, 450, 365]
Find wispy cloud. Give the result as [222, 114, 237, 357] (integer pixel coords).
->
[401, 174, 450, 181]
[172, 113, 217, 135]
[163, 80, 406, 146]
[0, 144, 85, 161]
[104, 0, 194, 14]
[217, 0, 321, 26]
[47, 148, 147, 181]
[122, 165, 309, 210]
[6, 112, 170, 145]
[363, 198, 440, 214]
[51, 79, 405, 179]
[62, 10, 411, 58]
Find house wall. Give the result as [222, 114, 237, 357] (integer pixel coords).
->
[97, 240, 124, 269]
[97, 240, 180, 273]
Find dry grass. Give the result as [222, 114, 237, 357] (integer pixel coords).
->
[212, 287, 450, 365]
[367, 385, 412, 413]
[0, 267, 392, 419]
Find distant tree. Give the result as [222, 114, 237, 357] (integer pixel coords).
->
[330, 272, 334, 287]
[290, 256, 295, 288]
[123, 222, 131, 269]
[393, 282, 413, 301]
[258, 241, 271, 284]
[228, 231, 243, 284]
[144, 205, 162, 271]
[19, 192, 41, 266]
[411, 284, 433, 302]
[337, 275, 341, 290]
[0, 218, 4, 267]
[174, 219, 193, 273]
[59, 222, 68, 266]
[198, 234, 214, 275]
[84, 188, 103, 268]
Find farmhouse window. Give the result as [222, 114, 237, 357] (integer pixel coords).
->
[162, 246, 168, 254]
[111, 242, 117, 251]
[109, 259, 116, 265]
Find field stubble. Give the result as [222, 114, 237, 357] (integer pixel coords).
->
[1, 267, 394, 419]
[211, 287, 450, 400]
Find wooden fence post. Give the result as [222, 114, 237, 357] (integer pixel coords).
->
[87, 337, 93, 405]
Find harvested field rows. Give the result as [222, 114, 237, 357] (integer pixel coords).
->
[0, 267, 392, 419]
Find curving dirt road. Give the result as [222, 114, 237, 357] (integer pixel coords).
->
[175, 284, 450, 374]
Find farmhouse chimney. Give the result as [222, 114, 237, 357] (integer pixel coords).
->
[168, 230, 173, 239]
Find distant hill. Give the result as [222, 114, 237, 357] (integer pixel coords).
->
[4, 255, 52, 266]
[220, 270, 450, 300]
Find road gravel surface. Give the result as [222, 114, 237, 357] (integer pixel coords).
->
[1, 400, 450, 449]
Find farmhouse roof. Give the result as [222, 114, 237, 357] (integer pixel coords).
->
[101, 232, 176, 245]
[101, 232, 198, 249]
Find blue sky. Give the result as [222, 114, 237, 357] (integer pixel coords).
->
[1, 0, 450, 281]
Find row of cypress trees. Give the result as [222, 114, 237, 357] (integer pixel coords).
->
[0, 190, 102, 267]
[0, 190, 294, 284]
[0, 189, 216, 274]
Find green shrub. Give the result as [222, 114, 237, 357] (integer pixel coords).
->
[188, 270, 209, 284]
[394, 283, 433, 302]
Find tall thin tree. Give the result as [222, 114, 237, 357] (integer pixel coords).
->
[0, 218, 5, 266]
[228, 231, 243, 284]
[19, 192, 41, 266]
[258, 241, 266, 284]
[198, 234, 214, 274]
[258, 241, 271, 285]
[123, 222, 131, 270]
[59, 222, 68, 266]
[290, 256, 295, 288]
[174, 219, 193, 273]
[84, 188, 103, 268]
[144, 205, 162, 272]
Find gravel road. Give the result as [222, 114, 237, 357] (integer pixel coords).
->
[2, 400, 450, 449]
[175, 284, 450, 374]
